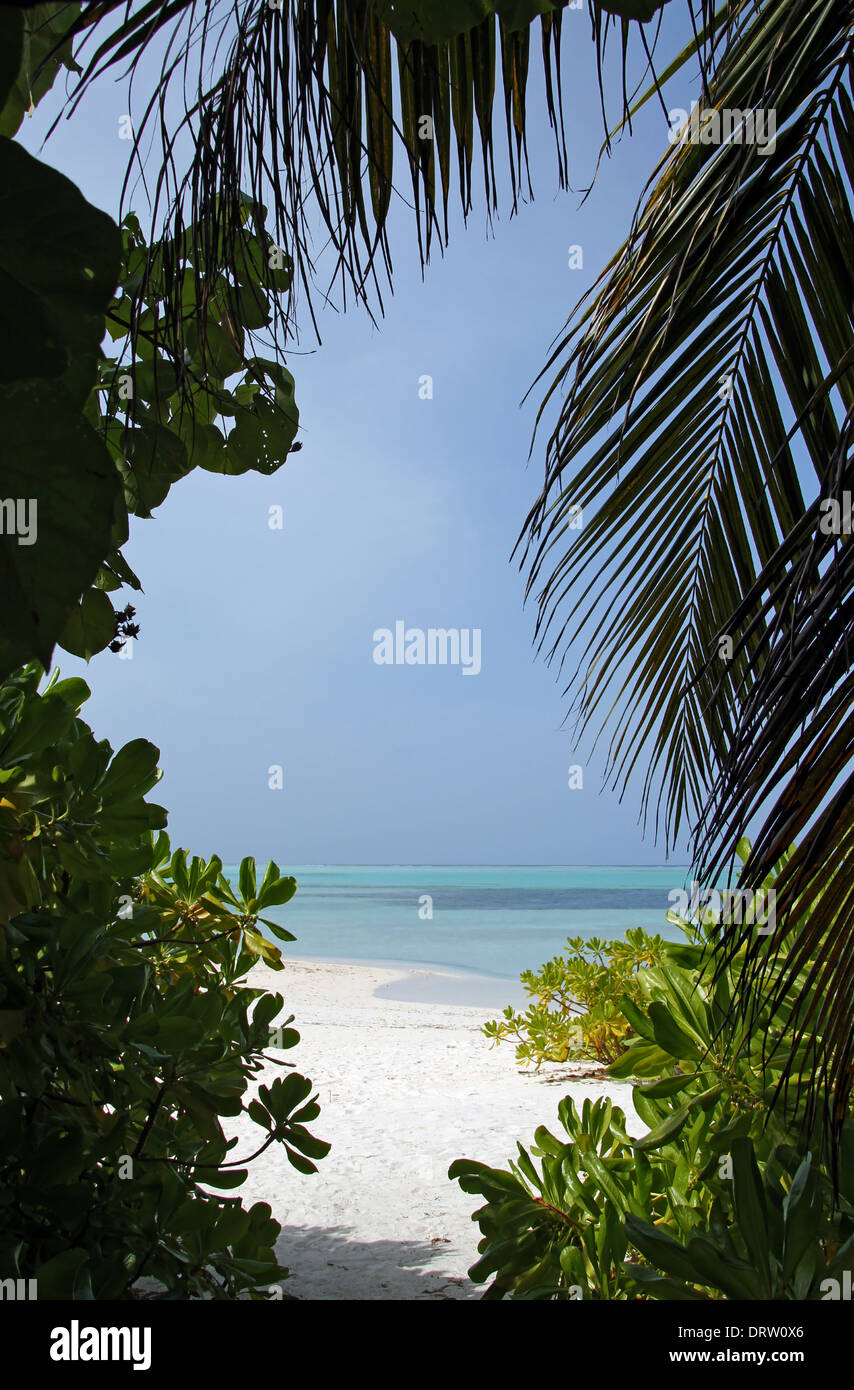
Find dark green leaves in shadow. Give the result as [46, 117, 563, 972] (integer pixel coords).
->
[0, 4, 81, 140]
[517, 0, 854, 859]
[0, 24, 122, 679]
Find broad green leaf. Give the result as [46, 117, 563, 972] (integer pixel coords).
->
[633, 1105, 691, 1152]
[0, 4, 81, 139]
[99, 739, 161, 805]
[0, 389, 120, 678]
[0, 136, 120, 405]
[58, 588, 115, 661]
[35, 1248, 90, 1300]
[647, 1002, 703, 1061]
[731, 1136, 771, 1292]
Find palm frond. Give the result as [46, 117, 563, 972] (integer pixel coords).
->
[695, 410, 854, 1155]
[515, 0, 854, 1150]
[41, 0, 689, 384]
[516, 0, 854, 850]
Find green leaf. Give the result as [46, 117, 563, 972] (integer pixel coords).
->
[0, 389, 120, 678]
[257, 874, 297, 909]
[238, 856, 257, 905]
[154, 1017, 206, 1052]
[0, 11, 23, 117]
[633, 1105, 692, 1152]
[284, 1145, 319, 1175]
[117, 420, 190, 517]
[204, 1167, 249, 1189]
[636, 1073, 696, 1099]
[626, 1264, 709, 1300]
[243, 928, 283, 968]
[58, 589, 115, 661]
[625, 1215, 706, 1286]
[609, 1040, 673, 1078]
[50, 677, 91, 710]
[248, 1099, 273, 1131]
[647, 1003, 703, 1062]
[0, 4, 81, 139]
[731, 1137, 771, 1292]
[0, 136, 120, 405]
[286, 1124, 331, 1161]
[99, 739, 161, 805]
[618, 995, 656, 1040]
[36, 1248, 90, 1300]
[258, 918, 297, 943]
[0, 134, 121, 679]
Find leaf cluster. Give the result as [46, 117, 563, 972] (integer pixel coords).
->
[0, 16, 301, 678]
[453, 869, 853, 1298]
[483, 927, 667, 1065]
[0, 666, 327, 1299]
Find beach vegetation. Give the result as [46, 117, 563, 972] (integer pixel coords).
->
[450, 1101, 852, 1298]
[0, 664, 327, 1298]
[0, 14, 320, 1299]
[625, 1137, 854, 1301]
[453, 854, 853, 1297]
[515, 0, 854, 1146]
[482, 928, 666, 1066]
[3, 0, 853, 1301]
[0, 7, 300, 680]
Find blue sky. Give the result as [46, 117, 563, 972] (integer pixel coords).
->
[21, 7, 704, 865]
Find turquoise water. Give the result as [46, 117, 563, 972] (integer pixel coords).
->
[239, 865, 693, 981]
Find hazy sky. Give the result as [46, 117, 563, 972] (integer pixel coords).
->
[22, 7, 703, 865]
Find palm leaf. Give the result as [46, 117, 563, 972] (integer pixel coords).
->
[41, 0, 686, 377]
[695, 412, 854, 1156]
[516, 0, 854, 1149]
[517, 0, 854, 847]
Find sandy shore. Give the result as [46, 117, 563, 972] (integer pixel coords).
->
[227, 958, 642, 1300]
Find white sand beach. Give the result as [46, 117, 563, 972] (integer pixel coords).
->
[229, 959, 643, 1300]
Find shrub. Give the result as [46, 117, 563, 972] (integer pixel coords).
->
[482, 928, 667, 1066]
[627, 1136, 854, 1301]
[450, 1096, 664, 1300]
[452, 869, 851, 1298]
[0, 664, 327, 1299]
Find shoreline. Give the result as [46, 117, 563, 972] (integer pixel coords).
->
[226, 957, 640, 1299]
[284, 952, 529, 1008]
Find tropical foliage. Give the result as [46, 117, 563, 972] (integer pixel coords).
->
[4, 0, 853, 1300]
[627, 1137, 854, 1300]
[0, 8, 320, 1299]
[0, 6, 301, 679]
[453, 872, 853, 1297]
[0, 665, 327, 1299]
[14, 5, 848, 1153]
[483, 928, 666, 1065]
[515, 0, 854, 1139]
[0, 15, 120, 680]
[40, 0, 681, 381]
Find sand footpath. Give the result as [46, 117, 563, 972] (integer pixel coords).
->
[229, 959, 642, 1300]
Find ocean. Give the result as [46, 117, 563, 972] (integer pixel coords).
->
[245, 866, 693, 996]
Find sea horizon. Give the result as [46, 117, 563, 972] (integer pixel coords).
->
[236, 863, 696, 982]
